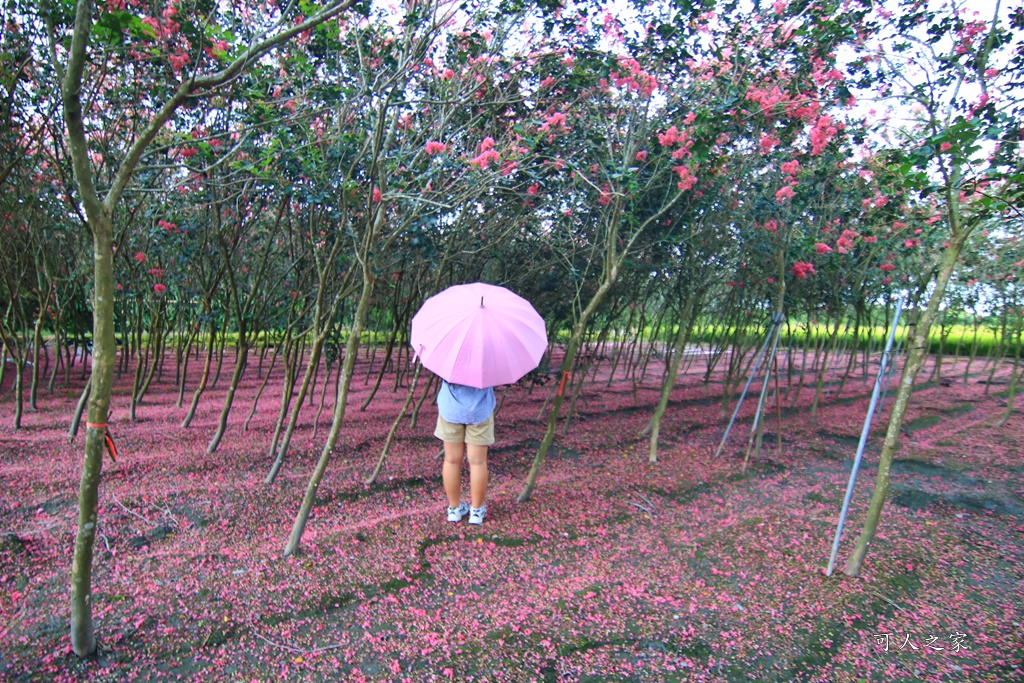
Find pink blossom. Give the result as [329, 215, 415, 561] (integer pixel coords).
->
[873, 193, 889, 208]
[879, 263, 896, 272]
[440, 68, 455, 79]
[540, 76, 557, 90]
[763, 220, 779, 232]
[775, 184, 796, 202]
[904, 238, 920, 248]
[781, 160, 800, 175]
[673, 165, 697, 191]
[539, 112, 567, 134]
[168, 53, 189, 73]
[759, 134, 780, 155]
[814, 242, 833, 254]
[481, 137, 496, 151]
[809, 115, 838, 156]
[153, 283, 167, 295]
[425, 141, 447, 155]
[863, 235, 877, 243]
[882, 276, 892, 285]
[372, 188, 382, 202]
[635, 150, 648, 162]
[526, 184, 539, 196]
[148, 268, 165, 278]
[468, 149, 500, 170]
[135, 252, 147, 263]
[658, 126, 682, 147]
[791, 261, 815, 278]
[940, 142, 952, 152]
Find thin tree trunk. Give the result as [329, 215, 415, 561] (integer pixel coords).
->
[365, 363, 422, 485]
[181, 321, 217, 428]
[646, 292, 699, 462]
[844, 230, 967, 577]
[284, 270, 376, 557]
[266, 334, 325, 484]
[69, 381, 91, 440]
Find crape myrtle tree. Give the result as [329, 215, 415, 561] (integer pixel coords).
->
[842, 0, 1024, 577]
[41, 0, 363, 656]
[513, 7, 714, 501]
[636, 0, 875, 461]
[282, 1, 555, 555]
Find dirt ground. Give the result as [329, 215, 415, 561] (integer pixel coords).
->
[0, 347, 1022, 682]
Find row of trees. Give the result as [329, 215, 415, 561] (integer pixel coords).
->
[0, 0, 1020, 656]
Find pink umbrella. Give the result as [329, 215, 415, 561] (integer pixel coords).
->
[410, 282, 547, 389]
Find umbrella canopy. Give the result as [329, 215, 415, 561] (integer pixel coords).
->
[410, 282, 547, 389]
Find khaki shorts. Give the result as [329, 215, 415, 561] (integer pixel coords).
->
[434, 413, 495, 446]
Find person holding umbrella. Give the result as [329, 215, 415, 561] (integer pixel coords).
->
[410, 283, 547, 525]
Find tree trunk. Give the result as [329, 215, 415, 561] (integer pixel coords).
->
[68, 381, 91, 440]
[284, 272, 376, 557]
[207, 336, 247, 454]
[266, 334, 325, 484]
[519, 276, 617, 503]
[365, 363, 422, 485]
[29, 289, 52, 411]
[181, 320, 217, 428]
[647, 292, 698, 462]
[70, 211, 116, 657]
[996, 316, 1021, 428]
[844, 231, 966, 577]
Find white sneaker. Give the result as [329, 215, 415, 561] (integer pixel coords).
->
[468, 505, 487, 525]
[447, 502, 469, 523]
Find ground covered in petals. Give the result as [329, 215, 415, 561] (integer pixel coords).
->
[1, 349, 1022, 682]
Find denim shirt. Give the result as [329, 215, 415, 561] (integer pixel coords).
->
[436, 380, 496, 425]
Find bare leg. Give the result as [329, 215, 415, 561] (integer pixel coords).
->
[467, 444, 489, 509]
[443, 441, 465, 508]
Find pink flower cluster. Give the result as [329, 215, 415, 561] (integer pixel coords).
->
[836, 229, 859, 254]
[791, 261, 815, 278]
[468, 137, 499, 169]
[775, 184, 796, 202]
[759, 134, 781, 155]
[809, 115, 838, 156]
[425, 141, 447, 155]
[659, 126, 695, 162]
[539, 112, 567, 134]
[673, 165, 697, 191]
[607, 57, 657, 97]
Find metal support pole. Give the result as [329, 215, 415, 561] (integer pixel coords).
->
[826, 297, 904, 576]
[715, 313, 783, 458]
